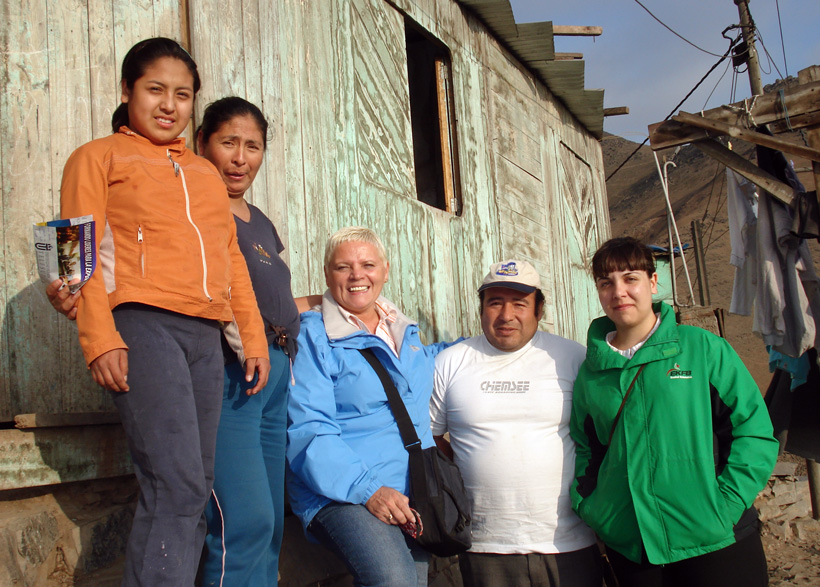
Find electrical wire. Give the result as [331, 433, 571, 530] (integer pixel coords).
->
[606, 37, 737, 182]
[756, 31, 785, 79]
[631, 0, 726, 57]
[702, 59, 732, 110]
[775, 0, 789, 77]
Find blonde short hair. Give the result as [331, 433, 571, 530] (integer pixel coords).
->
[323, 226, 388, 271]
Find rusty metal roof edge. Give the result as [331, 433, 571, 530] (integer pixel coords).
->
[455, 0, 604, 138]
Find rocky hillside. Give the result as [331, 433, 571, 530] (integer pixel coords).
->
[601, 127, 817, 390]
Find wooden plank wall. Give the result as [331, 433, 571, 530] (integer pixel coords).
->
[0, 0, 182, 421]
[0, 0, 608, 421]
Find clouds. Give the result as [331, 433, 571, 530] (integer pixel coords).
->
[509, 0, 820, 140]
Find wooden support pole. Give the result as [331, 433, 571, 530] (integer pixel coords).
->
[808, 460, 820, 520]
[691, 139, 795, 206]
[734, 0, 764, 96]
[691, 220, 710, 306]
[673, 111, 820, 163]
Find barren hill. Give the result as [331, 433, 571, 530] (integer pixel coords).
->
[602, 129, 817, 391]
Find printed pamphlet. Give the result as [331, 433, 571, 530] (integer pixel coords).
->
[33, 216, 96, 293]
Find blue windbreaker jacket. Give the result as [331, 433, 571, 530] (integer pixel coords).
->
[286, 292, 453, 531]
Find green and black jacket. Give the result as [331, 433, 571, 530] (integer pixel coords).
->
[570, 302, 778, 564]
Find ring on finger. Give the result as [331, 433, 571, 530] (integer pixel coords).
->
[388, 514, 393, 521]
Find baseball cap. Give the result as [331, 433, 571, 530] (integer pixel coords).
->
[478, 260, 541, 294]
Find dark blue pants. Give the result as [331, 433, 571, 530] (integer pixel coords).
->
[112, 305, 223, 587]
[203, 344, 289, 586]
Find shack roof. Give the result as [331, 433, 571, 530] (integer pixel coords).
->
[458, 0, 605, 138]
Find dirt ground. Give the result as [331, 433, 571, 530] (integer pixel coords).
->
[760, 454, 820, 586]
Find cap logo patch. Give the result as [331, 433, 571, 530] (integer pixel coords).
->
[495, 262, 519, 277]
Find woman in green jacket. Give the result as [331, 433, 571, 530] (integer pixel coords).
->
[570, 237, 778, 587]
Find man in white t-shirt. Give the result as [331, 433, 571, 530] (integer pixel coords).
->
[430, 260, 601, 587]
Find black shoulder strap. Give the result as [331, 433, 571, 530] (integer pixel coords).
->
[358, 348, 421, 451]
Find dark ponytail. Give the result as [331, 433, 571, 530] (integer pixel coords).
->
[111, 37, 201, 133]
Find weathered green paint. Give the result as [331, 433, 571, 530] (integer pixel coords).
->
[1, 0, 609, 457]
[0, 427, 131, 490]
[654, 257, 676, 305]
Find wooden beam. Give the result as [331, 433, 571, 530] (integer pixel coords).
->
[649, 77, 820, 150]
[554, 52, 583, 60]
[604, 106, 629, 117]
[692, 139, 795, 206]
[798, 66, 820, 199]
[768, 110, 820, 135]
[552, 25, 602, 37]
[0, 426, 131, 490]
[14, 412, 121, 429]
[673, 111, 820, 163]
[435, 59, 456, 214]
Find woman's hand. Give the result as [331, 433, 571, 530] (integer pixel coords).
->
[244, 357, 271, 395]
[46, 278, 80, 320]
[90, 349, 130, 392]
[365, 486, 414, 525]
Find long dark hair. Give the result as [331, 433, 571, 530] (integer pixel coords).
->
[197, 97, 269, 150]
[111, 37, 201, 133]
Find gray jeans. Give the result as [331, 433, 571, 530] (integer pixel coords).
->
[111, 304, 223, 587]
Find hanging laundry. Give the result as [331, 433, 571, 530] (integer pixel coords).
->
[752, 141, 820, 358]
[726, 169, 758, 315]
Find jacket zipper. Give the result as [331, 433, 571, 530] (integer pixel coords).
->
[137, 225, 145, 277]
[168, 150, 212, 301]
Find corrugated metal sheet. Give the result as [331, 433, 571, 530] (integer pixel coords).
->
[457, 0, 605, 137]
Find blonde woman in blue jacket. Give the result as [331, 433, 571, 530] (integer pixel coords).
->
[286, 227, 454, 587]
[570, 237, 778, 587]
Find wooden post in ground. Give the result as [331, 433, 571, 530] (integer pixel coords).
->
[797, 65, 820, 520]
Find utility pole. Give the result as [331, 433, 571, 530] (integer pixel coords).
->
[734, 0, 764, 96]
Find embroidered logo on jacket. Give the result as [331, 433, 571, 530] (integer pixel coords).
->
[666, 363, 693, 379]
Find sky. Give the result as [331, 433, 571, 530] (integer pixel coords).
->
[509, 0, 820, 141]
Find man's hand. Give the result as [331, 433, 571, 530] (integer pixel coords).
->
[46, 278, 80, 320]
[90, 349, 129, 392]
[365, 486, 414, 526]
[244, 357, 271, 395]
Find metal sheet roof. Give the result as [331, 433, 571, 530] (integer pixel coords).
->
[457, 0, 605, 138]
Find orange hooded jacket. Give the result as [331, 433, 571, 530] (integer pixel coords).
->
[60, 128, 268, 366]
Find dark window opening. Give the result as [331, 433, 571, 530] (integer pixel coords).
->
[405, 20, 462, 215]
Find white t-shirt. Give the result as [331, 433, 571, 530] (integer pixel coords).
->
[430, 331, 595, 554]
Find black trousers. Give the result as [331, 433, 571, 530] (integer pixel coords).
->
[459, 545, 603, 587]
[606, 532, 768, 587]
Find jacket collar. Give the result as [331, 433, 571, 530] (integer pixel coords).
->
[584, 302, 681, 371]
[118, 126, 187, 154]
[318, 291, 417, 350]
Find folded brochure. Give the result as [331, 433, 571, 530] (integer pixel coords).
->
[33, 216, 96, 293]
